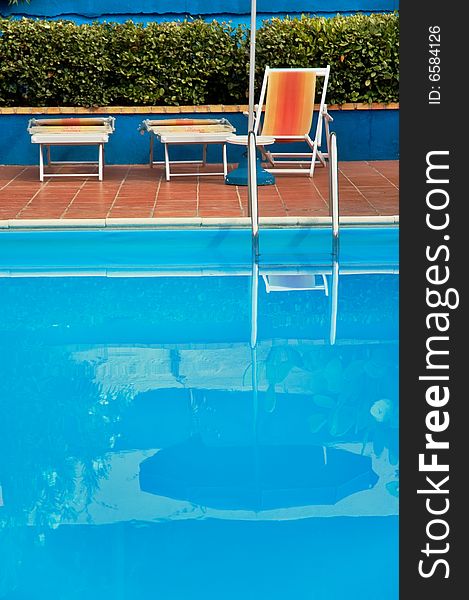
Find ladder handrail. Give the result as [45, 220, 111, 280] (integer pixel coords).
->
[247, 130, 259, 255]
[329, 131, 340, 240]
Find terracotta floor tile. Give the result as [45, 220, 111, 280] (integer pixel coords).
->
[0, 161, 399, 221]
[63, 213, 108, 219]
[108, 210, 153, 217]
[156, 201, 197, 208]
[199, 211, 242, 217]
[153, 210, 198, 217]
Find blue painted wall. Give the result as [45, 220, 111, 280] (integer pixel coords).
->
[0, 110, 398, 165]
[1, 1, 400, 24]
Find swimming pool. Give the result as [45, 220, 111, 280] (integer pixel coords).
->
[0, 227, 398, 600]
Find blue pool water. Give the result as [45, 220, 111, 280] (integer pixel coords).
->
[0, 228, 398, 600]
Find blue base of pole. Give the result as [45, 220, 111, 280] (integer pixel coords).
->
[225, 154, 275, 186]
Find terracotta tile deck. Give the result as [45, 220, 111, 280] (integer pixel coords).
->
[0, 161, 398, 221]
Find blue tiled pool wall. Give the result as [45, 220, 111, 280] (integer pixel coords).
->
[1, 519, 398, 599]
[0, 273, 398, 343]
[0, 108, 399, 166]
[0, 227, 400, 272]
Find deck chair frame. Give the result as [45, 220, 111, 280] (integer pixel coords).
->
[253, 66, 333, 177]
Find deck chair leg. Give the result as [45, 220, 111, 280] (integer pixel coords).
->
[46, 145, 51, 166]
[325, 117, 331, 160]
[164, 144, 171, 181]
[98, 144, 104, 181]
[309, 145, 318, 178]
[202, 144, 207, 166]
[260, 147, 275, 167]
[258, 145, 268, 164]
[39, 144, 44, 182]
[317, 152, 328, 168]
[222, 143, 228, 177]
[149, 135, 154, 168]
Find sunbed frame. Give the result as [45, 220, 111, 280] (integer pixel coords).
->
[27, 117, 115, 181]
[140, 118, 236, 181]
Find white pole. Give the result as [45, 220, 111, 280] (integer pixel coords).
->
[248, 0, 257, 132]
[247, 1, 259, 252]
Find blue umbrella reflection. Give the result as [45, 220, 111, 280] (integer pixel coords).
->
[139, 437, 378, 511]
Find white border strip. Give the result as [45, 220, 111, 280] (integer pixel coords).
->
[0, 215, 399, 230]
[0, 267, 399, 278]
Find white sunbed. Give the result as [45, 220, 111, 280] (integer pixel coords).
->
[27, 117, 116, 181]
[140, 118, 236, 180]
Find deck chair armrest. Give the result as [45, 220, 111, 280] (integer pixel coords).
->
[322, 104, 334, 122]
[243, 104, 261, 118]
[243, 105, 263, 135]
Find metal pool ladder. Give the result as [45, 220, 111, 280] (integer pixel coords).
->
[247, 130, 340, 256]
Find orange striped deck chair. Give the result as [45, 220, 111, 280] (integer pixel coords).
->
[253, 67, 332, 177]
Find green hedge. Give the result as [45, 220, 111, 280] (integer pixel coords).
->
[0, 14, 399, 107]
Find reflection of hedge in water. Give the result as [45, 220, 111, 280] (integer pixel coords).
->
[263, 342, 399, 466]
[0, 275, 398, 334]
[118, 342, 398, 465]
[0, 345, 130, 529]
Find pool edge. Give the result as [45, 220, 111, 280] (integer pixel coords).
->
[0, 215, 399, 230]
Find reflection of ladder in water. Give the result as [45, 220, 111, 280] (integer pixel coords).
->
[250, 260, 339, 352]
[247, 128, 340, 348]
[248, 129, 340, 420]
[247, 129, 340, 258]
[260, 269, 337, 347]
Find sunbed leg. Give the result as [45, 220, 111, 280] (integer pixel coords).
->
[222, 143, 228, 177]
[98, 144, 103, 181]
[39, 144, 44, 182]
[164, 144, 171, 181]
[149, 135, 154, 168]
[202, 144, 207, 166]
[46, 145, 51, 166]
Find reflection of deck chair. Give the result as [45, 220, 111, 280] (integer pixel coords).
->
[262, 274, 329, 295]
[261, 270, 337, 345]
[27, 117, 115, 181]
[253, 67, 332, 177]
